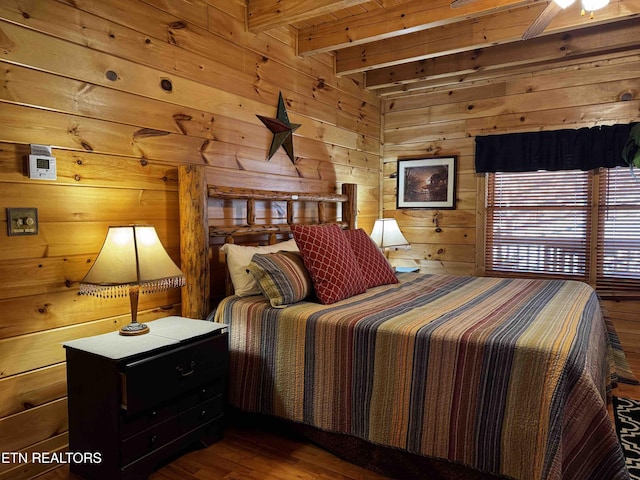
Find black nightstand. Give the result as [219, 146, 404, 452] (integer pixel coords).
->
[63, 317, 228, 480]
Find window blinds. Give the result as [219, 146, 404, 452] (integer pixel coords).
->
[487, 168, 640, 293]
[486, 170, 591, 280]
[597, 168, 640, 291]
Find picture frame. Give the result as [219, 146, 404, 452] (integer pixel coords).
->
[397, 156, 457, 209]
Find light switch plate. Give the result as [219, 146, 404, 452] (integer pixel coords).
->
[7, 208, 38, 236]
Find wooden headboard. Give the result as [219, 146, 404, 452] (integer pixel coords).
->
[177, 165, 357, 319]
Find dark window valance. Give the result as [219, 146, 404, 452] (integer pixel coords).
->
[475, 123, 635, 173]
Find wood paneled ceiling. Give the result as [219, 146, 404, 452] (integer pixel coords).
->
[246, 0, 640, 96]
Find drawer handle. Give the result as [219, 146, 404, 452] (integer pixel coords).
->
[176, 361, 196, 377]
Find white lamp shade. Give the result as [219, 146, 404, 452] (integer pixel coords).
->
[581, 0, 609, 10]
[80, 225, 184, 296]
[553, 0, 577, 8]
[370, 218, 410, 249]
[554, 0, 609, 9]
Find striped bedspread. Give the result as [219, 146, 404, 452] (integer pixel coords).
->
[214, 273, 633, 480]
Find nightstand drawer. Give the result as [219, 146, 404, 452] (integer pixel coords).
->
[179, 376, 226, 412]
[120, 402, 178, 439]
[120, 416, 179, 466]
[123, 335, 227, 415]
[179, 395, 224, 433]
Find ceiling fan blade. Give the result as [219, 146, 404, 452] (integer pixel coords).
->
[450, 0, 480, 8]
[522, 1, 563, 40]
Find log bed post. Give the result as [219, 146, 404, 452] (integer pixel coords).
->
[342, 183, 357, 229]
[178, 164, 210, 319]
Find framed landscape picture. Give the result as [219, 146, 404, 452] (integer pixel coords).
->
[397, 156, 456, 209]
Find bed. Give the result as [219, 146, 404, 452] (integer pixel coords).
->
[177, 165, 635, 480]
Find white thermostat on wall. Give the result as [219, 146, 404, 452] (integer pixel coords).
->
[28, 144, 57, 180]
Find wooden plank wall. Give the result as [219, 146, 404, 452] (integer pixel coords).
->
[381, 52, 640, 352]
[0, 0, 380, 478]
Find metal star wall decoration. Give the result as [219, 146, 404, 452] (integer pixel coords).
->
[256, 92, 301, 163]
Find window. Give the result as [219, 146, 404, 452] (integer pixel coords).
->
[597, 168, 640, 290]
[485, 167, 640, 293]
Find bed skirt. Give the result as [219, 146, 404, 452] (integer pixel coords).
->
[229, 409, 514, 480]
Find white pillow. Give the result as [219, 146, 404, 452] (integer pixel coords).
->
[221, 239, 299, 296]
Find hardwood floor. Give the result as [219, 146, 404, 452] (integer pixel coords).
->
[34, 352, 640, 480]
[34, 422, 391, 480]
[152, 425, 392, 480]
[615, 351, 640, 400]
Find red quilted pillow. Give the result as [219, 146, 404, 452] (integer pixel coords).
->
[291, 224, 366, 304]
[343, 228, 398, 288]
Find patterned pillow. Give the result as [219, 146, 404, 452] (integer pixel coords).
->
[221, 239, 298, 296]
[247, 251, 313, 307]
[343, 228, 398, 288]
[291, 224, 367, 304]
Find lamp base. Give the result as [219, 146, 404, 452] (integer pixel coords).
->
[119, 321, 150, 336]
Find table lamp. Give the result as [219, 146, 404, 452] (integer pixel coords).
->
[79, 225, 185, 336]
[370, 218, 410, 258]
